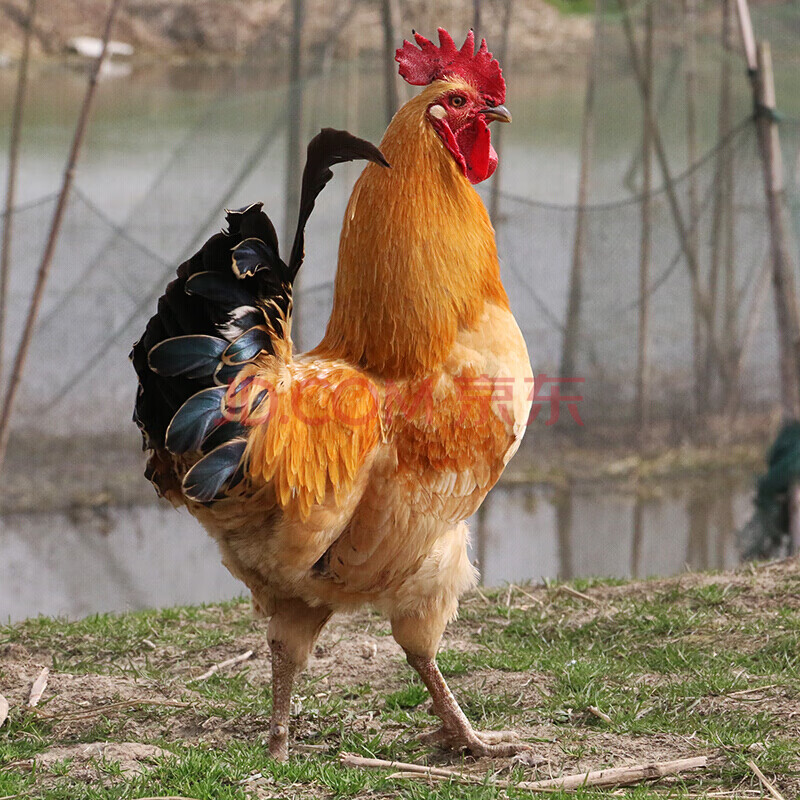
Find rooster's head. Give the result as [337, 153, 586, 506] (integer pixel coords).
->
[395, 28, 510, 184]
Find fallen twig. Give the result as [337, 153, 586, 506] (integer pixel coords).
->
[0, 693, 8, 728]
[587, 705, 613, 724]
[27, 667, 49, 707]
[525, 756, 708, 791]
[747, 759, 786, 800]
[33, 698, 192, 721]
[728, 684, 777, 697]
[514, 585, 544, 606]
[557, 585, 600, 606]
[192, 650, 254, 682]
[474, 586, 491, 605]
[340, 752, 708, 792]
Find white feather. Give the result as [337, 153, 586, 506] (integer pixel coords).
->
[218, 305, 259, 341]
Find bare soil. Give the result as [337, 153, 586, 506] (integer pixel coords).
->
[2, 558, 799, 797]
[0, 0, 592, 65]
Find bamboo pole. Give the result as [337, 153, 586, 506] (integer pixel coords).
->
[635, 1, 653, 438]
[488, 0, 513, 225]
[714, 0, 737, 409]
[472, 0, 482, 43]
[734, 0, 758, 73]
[622, 46, 681, 193]
[749, 38, 800, 419]
[731, 4, 800, 418]
[725, 251, 771, 417]
[559, 3, 599, 382]
[284, 0, 305, 350]
[0, 0, 36, 388]
[380, 0, 400, 127]
[0, 0, 122, 473]
[683, 0, 709, 414]
[618, 0, 723, 370]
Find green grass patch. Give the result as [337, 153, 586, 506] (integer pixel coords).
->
[2, 562, 799, 798]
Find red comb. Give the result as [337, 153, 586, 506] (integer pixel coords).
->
[395, 28, 505, 107]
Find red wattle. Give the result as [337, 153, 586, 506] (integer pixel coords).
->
[432, 114, 498, 185]
[456, 116, 496, 184]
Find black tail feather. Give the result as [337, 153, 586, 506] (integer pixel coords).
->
[132, 127, 387, 501]
[288, 128, 390, 278]
[148, 335, 228, 379]
[165, 385, 229, 455]
[183, 439, 248, 502]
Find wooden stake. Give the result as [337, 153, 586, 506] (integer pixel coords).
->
[684, 0, 710, 415]
[715, 0, 738, 411]
[734, 0, 758, 73]
[635, 0, 653, 437]
[560, 3, 599, 382]
[472, 0, 482, 43]
[726, 252, 771, 418]
[379, 0, 400, 127]
[488, 0, 514, 225]
[618, 0, 725, 372]
[622, 46, 681, 192]
[752, 40, 800, 420]
[0, 0, 36, 388]
[0, 0, 122, 473]
[284, 0, 305, 349]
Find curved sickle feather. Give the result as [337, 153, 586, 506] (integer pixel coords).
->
[288, 128, 389, 278]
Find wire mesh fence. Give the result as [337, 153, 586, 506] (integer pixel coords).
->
[1, 0, 799, 454]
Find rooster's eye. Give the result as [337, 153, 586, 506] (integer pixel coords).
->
[450, 95, 466, 108]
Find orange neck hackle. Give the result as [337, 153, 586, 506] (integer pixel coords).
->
[316, 80, 509, 380]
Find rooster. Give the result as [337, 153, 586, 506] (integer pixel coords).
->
[132, 29, 533, 760]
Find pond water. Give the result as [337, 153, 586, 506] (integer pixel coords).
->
[0, 472, 755, 624]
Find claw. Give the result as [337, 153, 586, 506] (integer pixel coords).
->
[420, 725, 530, 758]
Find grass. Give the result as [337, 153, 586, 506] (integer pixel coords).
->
[543, 0, 594, 15]
[1, 560, 799, 798]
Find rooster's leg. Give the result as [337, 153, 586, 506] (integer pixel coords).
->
[393, 615, 528, 758]
[406, 653, 526, 757]
[267, 599, 332, 761]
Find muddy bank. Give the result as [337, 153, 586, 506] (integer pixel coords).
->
[0, 0, 592, 65]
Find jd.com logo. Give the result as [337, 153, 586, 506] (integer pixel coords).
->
[221, 374, 585, 428]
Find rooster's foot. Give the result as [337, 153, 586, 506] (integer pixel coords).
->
[420, 725, 529, 758]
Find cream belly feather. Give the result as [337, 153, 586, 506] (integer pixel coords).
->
[200, 300, 532, 622]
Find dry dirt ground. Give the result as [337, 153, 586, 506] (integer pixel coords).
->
[1, 557, 799, 797]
